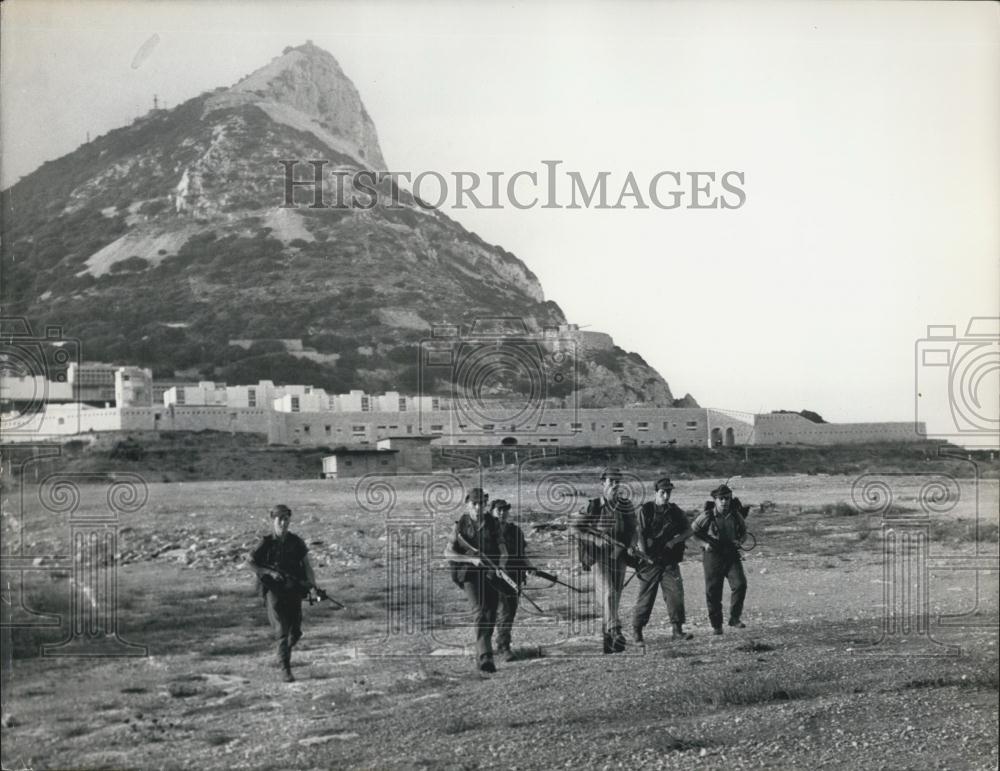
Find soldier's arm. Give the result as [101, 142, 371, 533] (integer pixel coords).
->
[302, 553, 318, 588]
[247, 542, 281, 579]
[690, 511, 713, 550]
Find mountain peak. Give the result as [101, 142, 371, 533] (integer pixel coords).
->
[206, 41, 385, 170]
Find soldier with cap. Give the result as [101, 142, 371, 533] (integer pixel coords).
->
[569, 467, 637, 653]
[630, 477, 695, 643]
[448, 487, 504, 673]
[491, 498, 532, 661]
[247, 504, 320, 682]
[692, 483, 749, 634]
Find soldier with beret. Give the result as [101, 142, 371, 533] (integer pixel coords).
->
[631, 477, 695, 643]
[491, 498, 531, 661]
[247, 504, 320, 682]
[448, 487, 504, 673]
[692, 483, 749, 634]
[569, 467, 637, 653]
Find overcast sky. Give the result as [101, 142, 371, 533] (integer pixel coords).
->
[2, 0, 997, 441]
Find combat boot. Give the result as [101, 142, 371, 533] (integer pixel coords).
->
[479, 658, 497, 674]
[281, 666, 295, 683]
[671, 623, 693, 641]
[602, 632, 614, 654]
[729, 618, 746, 628]
[611, 628, 627, 653]
[632, 626, 644, 644]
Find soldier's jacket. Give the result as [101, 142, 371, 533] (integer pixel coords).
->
[636, 501, 690, 565]
[250, 533, 309, 597]
[449, 512, 503, 586]
[570, 497, 637, 569]
[498, 520, 531, 588]
[693, 498, 747, 550]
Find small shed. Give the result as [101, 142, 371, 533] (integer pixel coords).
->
[322, 446, 399, 479]
[376, 435, 434, 473]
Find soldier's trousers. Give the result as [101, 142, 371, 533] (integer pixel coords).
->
[460, 572, 500, 663]
[702, 549, 747, 629]
[496, 590, 519, 651]
[265, 590, 303, 668]
[592, 554, 627, 633]
[632, 562, 686, 629]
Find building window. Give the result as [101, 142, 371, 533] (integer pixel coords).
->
[637, 421, 649, 430]
[325, 425, 332, 435]
[389, 425, 399, 430]
[176, 390, 186, 405]
[303, 425, 310, 434]
[430, 424, 444, 432]
[377, 425, 387, 430]
[570, 422, 582, 430]
[399, 398, 407, 411]
[380, 459, 390, 466]
[591, 422, 597, 431]
[58, 417, 65, 425]
[361, 396, 370, 412]
[482, 424, 495, 431]
[248, 388, 256, 407]
[612, 422, 625, 432]
[344, 459, 352, 466]
[686, 421, 698, 430]
[291, 396, 300, 412]
[406, 425, 413, 434]
[352, 425, 366, 433]
[431, 398, 440, 410]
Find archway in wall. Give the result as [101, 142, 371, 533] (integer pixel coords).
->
[501, 437, 518, 446]
[710, 427, 723, 447]
[725, 427, 735, 446]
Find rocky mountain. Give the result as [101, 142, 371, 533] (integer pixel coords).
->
[0, 42, 694, 408]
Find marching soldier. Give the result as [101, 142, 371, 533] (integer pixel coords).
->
[631, 478, 695, 642]
[492, 498, 531, 662]
[448, 488, 504, 673]
[247, 504, 320, 682]
[692, 483, 749, 634]
[570, 467, 637, 653]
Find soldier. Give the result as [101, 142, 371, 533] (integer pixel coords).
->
[570, 467, 637, 653]
[448, 487, 504, 673]
[630, 477, 695, 643]
[247, 504, 320, 682]
[491, 498, 531, 662]
[692, 483, 749, 635]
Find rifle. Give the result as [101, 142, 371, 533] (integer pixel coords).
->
[447, 535, 546, 613]
[528, 567, 586, 594]
[262, 567, 346, 609]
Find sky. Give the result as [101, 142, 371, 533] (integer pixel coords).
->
[2, 0, 998, 444]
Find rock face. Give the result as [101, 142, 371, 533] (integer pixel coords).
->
[0, 43, 686, 406]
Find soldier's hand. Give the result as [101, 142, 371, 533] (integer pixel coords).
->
[308, 587, 320, 602]
[470, 557, 483, 567]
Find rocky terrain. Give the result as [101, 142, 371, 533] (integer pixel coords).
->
[1, 472, 997, 769]
[0, 42, 686, 407]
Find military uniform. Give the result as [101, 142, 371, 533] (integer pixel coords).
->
[449, 490, 504, 671]
[631, 498, 691, 638]
[495, 505, 530, 657]
[692, 484, 748, 633]
[570, 472, 637, 652]
[249, 531, 310, 673]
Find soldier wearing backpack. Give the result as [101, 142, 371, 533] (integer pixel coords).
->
[692, 483, 749, 634]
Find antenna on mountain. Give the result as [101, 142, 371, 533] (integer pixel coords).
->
[86, 131, 91, 144]
[153, 94, 159, 110]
